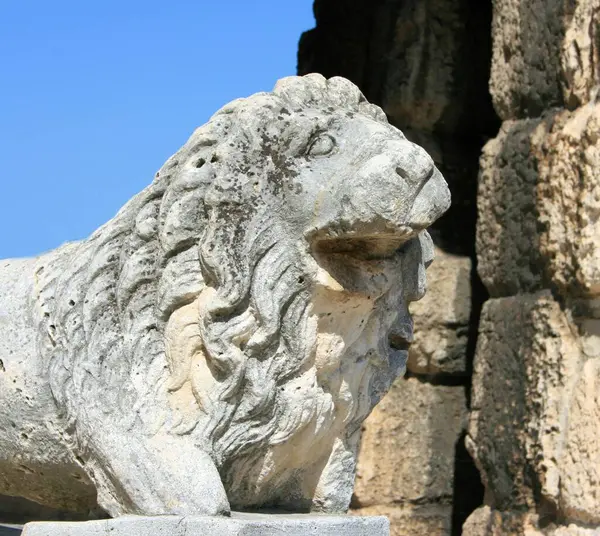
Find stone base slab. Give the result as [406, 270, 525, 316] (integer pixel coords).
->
[22, 513, 389, 536]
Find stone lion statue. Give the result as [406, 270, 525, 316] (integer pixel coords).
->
[0, 74, 449, 517]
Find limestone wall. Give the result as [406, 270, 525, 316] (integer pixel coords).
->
[464, 0, 600, 533]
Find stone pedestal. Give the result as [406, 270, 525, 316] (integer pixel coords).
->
[22, 513, 389, 536]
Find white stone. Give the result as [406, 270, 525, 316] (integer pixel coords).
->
[22, 514, 389, 536]
[0, 74, 450, 517]
[22, 514, 388, 536]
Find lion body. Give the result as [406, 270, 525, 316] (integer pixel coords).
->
[0, 250, 98, 512]
[0, 74, 450, 517]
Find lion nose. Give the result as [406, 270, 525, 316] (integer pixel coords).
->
[406, 166, 451, 230]
[393, 144, 435, 188]
[389, 141, 450, 230]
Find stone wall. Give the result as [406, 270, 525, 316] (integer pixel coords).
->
[299, 0, 600, 534]
[464, 0, 600, 533]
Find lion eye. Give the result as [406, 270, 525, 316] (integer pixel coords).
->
[307, 134, 335, 156]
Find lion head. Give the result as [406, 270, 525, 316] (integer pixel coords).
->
[39, 74, 449, 514]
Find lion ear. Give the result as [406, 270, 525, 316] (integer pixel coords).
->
[164, 297, 203, 392]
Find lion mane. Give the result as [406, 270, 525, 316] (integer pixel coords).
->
[33, 74, 420, 512]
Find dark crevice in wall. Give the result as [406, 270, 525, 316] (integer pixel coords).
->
[464, 263, 489, 410]
[450, 259, 489, 534]
[451, 432, 485, 534]
[404, 370, 468, 387]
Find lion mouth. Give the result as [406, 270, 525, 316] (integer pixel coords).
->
[312, 228, 417, 260]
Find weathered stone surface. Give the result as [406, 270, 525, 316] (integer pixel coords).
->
[467, 292, 569, 512]
[462, 506, 600, 536]
[353, 505, 451, 536]
[490, 0, 565, 119]
[535, 104, 600, 298]
[477, 117, 546, 295]
[0, 75, 450, 517]
[403, 247, 471, 375]
[22, 513, 389, 536]
[461, 506, 540, 536]
[467, 292, 600, 525]
[477, 104, 600, 298]
[0, 257, 98, 514]
[561, 0, 600, 110]
[354, 376, 466, 506]
[490, 0, 600, 120]
[558, 357, 600, 525]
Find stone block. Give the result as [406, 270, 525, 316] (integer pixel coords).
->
[353, 505, 451, 536]
[22, 514, 389, 536]
[490, 0, 600, 119]
[461, 506, 540, 536]
[476, 117, 546, 295]
[404, 247, 471, 375]
[477, 104, 600, 298]
[462, 506, 600, 536]
[353, 376, 467, 506]
[558, 357, 600, 525]
[467, 292, 600, 525]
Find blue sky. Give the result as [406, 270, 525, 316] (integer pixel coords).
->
[0, 1, 314, 258]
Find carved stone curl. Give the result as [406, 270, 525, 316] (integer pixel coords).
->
[0, 74, 450, 516]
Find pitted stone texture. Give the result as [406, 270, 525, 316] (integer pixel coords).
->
[0, 257, 97, 513]
[22, 514, 389, 536]
[403, 247, 471, 375]
[467, 293, 572, 512]
[462, 506, 600, 536]
[0, 75, 450, 517]
[477, 117, 546, 296]
[353, 376, 466, 507]
[477, 104, 600, 298]
[559, 357, 600, 525]
[467, 292, 600, 525]
[561, 0, 600, 110]
[352, 505, 451, 536]
[462, 507, 539, 536]
[490, 0, 600, 120]
[535, 104, 600, 298]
